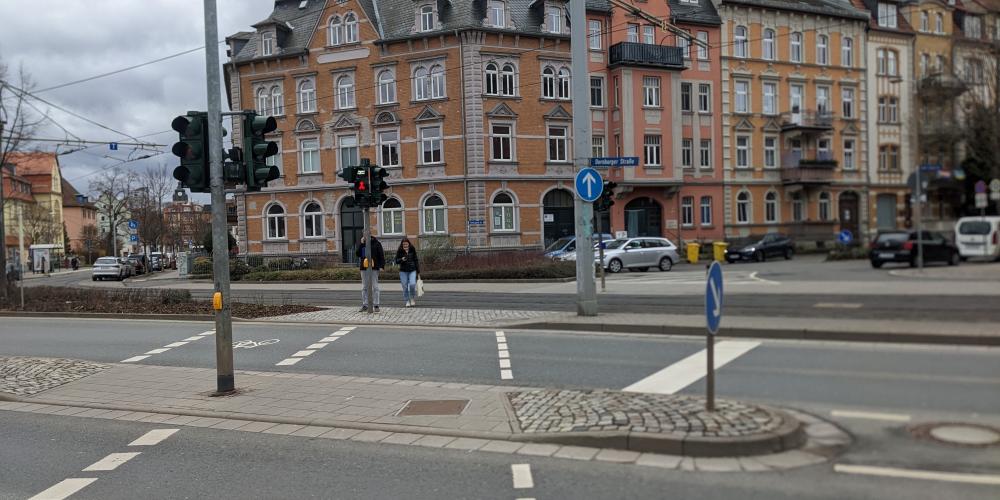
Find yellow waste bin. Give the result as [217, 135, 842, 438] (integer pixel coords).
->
[686, 242, 701, 264]
[713, 241, 729, 262]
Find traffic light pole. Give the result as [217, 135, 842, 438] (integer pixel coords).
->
[203, 0, 235, 394]
[571, 0, 597, 316]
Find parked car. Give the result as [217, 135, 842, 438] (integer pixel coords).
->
[556, 238, 617, 262]
[92, 257, 128, 281]
[544, 234, 614, 260]
[118, 258, 135, 277]
[725, 233, 795, 263]
[596, 237, 680, 273]
[869, 230, 960, 268]
[126, 255, 146, 275]
[954, 216, 1000, 261]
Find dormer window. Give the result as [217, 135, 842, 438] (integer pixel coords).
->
[546, 6, 562, 34]
[420, 4, 435, 31]
[488, 1, 505, 28]
[877, 3, 897, 28]
[965, 15, 982, 39]
[329, 16, 342, 45]
[261, 32, 274, 56]
[344, 13, 359, 43]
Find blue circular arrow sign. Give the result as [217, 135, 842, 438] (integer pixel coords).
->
[575, 168, 603, 203]
[705, 261, 724, 335]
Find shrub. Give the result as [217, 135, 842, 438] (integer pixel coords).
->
[245, 255, 265, 268]
[267, 258, 294, 271]
[419, 236, 455, 269]
[192, 256, 213, 275]
[160, 289, 192, 305]
[826, 245, 867, 261]
[230, 259, 250, 277]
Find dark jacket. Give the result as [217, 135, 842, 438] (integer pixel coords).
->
[395, 246, 420, 274]
[356, 237, 385, 270]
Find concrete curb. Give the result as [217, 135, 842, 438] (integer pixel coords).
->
[185, 277, 576, 284]
[511, 321, 1000, 347]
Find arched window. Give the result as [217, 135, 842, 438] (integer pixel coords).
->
[256, 88, 269, 115]
[484, 63, 499, 95]
[337, 75, 355, 109]
[298, 80, 316, 113]
[302, 202, 323, 238]
[500, 63, 516, 96]
[762, 29, 775, 60]
[377, 70, 396, 104]
[789, 32, 802, 63]
[270, 86, 283, 115]
[842, 37, 853, 67]
[734, 26, 748, 58]
[791, 192, 804, 222]
[557, 67, 571, 99]
[381, 198, 403, 235]
[736, 192, 750, 224]
[430, 64, 445, 99]
[491, 192, 515, 232]
[818, 192, 831, 221]
[414, 67, 430, 101]
[266, 205, 286, 240]
[765, 192, 778, 223]
[328, 16, 342, 46]
[920, 12, 929, 32]
[817, 35, 829, 65]
[935, 13, 944, 34]
[344, 13, 359, 43]
[422, 195, 446, 234]
[542, 66, 556, 98]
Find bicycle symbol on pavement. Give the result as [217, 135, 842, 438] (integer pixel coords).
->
[233, 339, 280, 349]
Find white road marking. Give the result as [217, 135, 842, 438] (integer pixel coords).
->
[831, 410, 911, 422]
[834, 464, 1000, 485]
[320, 337, 339, 342]
[28, 478, 97, 500]
[82, 452, 141, 472]
[341, 326, 356, 331]
[499, 359, 511, 369]
[198, 330, 215, 336]
[182, 336, 203, 341]
[144, 348, 170, 355]
[497, 343, 509, 350]
[120, 355, 149, 363]
[500, 369, 513, 380]
[128, 428, 179, 446]
[496, 331, 505, 336]
[498, 350, 510, 359]
[511, 464, 534, 489]
[275, 328, 356, 367]
[496, 331, 513, 380]
[292, 350, 316, 357]
[306, 343, 328, 350]
[814, 302, 863, 309]
[163, 342, 188, 348]
[622, 340, 761, 394]
[748, 271, 781, 285]
[276, 358, 302, 366]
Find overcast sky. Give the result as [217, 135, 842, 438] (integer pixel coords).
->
[0, 0, 275, 197]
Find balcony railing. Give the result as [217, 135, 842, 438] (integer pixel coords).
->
[781, 152, 837, 184]
[609, 42, 685, 70]
[781, 110, 834, 131]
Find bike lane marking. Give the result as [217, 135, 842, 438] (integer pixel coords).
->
[121, 330, 215, 363]
[497, 331, 513, 380]
[276, 326, 355, 367]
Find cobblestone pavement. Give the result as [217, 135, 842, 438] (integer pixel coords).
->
[507, 390, 786, 438]
[0, 357, 108, 396]
[264, 306, 553, 327]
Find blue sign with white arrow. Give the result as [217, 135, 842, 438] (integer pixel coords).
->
[705, 261, 723, 335]
[575, 168, 603, 203]
[838, 229, 853, 244]
[127, 220, 139, 230]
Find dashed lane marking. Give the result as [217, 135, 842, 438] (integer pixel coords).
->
[511, 464, 534, 489]
[163, 342, 188, 348]
[275, 327, 355, 366]
[834, 464, 1000, 485]
[275, 358, 302, 366]
[120, 355, 150, 363]
[28, 478, 97, 500]
[831, 410, 911, 422]
[128, 429, 179, 446]
[82, 452, 141, 472]
[120, 330, 214, 363]
[496, 331, 513, 380]
[814, 302, 863, 309]
[623, 340, 761, 394]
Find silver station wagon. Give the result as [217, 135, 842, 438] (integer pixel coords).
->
[596, 237, 680, 273]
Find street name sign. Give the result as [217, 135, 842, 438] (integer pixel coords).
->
[589, 157, 639, 168]
[575, 168, 603, 202]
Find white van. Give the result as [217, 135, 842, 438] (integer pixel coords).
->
[954, 216, 1000, 260]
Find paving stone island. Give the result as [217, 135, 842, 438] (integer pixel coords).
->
[264, 306, 552, 327]
[506, 390, 805, 456]
[0, 356, 108, 396]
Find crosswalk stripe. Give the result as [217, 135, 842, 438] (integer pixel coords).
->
[623, 341, 761, 394]
[28, 478, 97, 500]
[511, 464, 534, 489]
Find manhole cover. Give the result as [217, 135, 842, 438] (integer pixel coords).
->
[929, 425, 1000, 446]
[397, 399, 468, 416]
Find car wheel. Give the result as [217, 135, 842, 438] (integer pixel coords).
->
[949, 251, 960, 266]
[608, 259, 623, 273]
[726, 258, 735, 264]
[784, 248, 794, 260]
[909, 258, 917, 268]
[871, 260, 883, 269]
[755, 251, 765, 262]
[659, 257, 673, 272]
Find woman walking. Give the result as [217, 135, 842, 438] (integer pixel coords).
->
[396, 238, 420, 307]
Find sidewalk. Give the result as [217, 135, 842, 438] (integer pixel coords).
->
[0, 357, 849, 468]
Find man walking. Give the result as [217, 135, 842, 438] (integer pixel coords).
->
[356, 230, 385, 313]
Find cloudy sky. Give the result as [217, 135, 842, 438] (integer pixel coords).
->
[0, 0, 276, 196]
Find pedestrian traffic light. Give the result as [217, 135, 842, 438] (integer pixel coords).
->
[242, 112, 280, 192]
[370, 166, 389, 206]
[171, 112, 209, 193]
[596, 181, 617, 212]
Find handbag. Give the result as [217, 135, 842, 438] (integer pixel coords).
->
[416, 277, 425, 297]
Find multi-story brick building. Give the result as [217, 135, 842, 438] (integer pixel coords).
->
[717, 0, 871, 246]
[1, 163, 36, 258]
[225, 0, 725, 259]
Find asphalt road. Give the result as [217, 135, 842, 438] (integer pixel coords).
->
[3, 410, 996, 500]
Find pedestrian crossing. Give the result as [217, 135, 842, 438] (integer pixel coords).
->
[613, 270, 771, 286]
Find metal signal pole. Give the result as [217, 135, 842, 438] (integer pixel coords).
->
[364, 163, 374, 315]
[571, 0, 597, 316]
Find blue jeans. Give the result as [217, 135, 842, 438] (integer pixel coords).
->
[400, 271, 417, 302]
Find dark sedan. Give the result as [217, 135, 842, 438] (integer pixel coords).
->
[725, 233, 794, 263]
[870, 230, 960, 268]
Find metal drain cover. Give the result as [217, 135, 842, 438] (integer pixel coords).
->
[929, 425, 1000, 446]
[397, 399, 469, 416]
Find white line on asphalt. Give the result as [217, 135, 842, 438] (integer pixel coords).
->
[275, 328, 356, 367]
[499, 359, 511, 369]
[748, 271, 781, 285]
[814, 302, 863, 309]
[292, 350, 316, 357]
[144, 348, 170, 355]
[496, 331, 513, 380]
[163, 342, 188, 348]
[320, 337, 339, 342]
[182, 336, 204, 341]
[622, 340, 761, 394]
[831, 410, 912, 422]
[28, 478, 98, 500]
[306, 343, 328, 350]
[198, 330, 215, 336]
[511, 464, 534, 489]
[341, 326, 356, 331]
[82, 452, 141, 472]
[501, 369, 513, 380]
[834, 464, 1000, 485]
[128, 429, 179, 446]
[498, 350, 510, 359]
[120, 355, 150, 363]
[497, 343, 509, 350]
[276, 358, 302, 366]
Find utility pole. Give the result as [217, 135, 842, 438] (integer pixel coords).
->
[17, 204, 24, 309]
[915, 166, 924, 271]
[204, 0, 234, 394]
[571, 0, 597, 316]
[0, 118, 8, 301]
[363, 162, 374, 315]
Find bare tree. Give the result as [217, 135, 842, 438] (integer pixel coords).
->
[89, 168, 138, 257]
[80, 223, 98, 264]
[130, 164, 173, 253]
[22, 202, 59, 246]
[959, 41, 1000, 194]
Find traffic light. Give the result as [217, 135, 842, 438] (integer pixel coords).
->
[596, 181, 617, 212]
[243, 112, 280, 192]
[171, 112, 209, 193]
[353, 166, 370, 208]
[370, 166, 389, 206]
